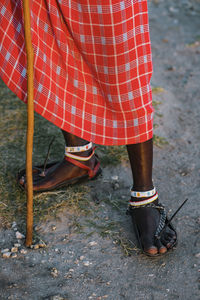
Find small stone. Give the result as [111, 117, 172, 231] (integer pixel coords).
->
[88, 241, 97, 246]
[111, 175, 118, 181]
[20, 249, 27, 254]
[113, 182, 119, 190]
[11, 247, 18, 253]
[11, 253, 17, 258]
[12, 222, 17, 228]
[162, 39, 169, 43]
[80, 255, 85, 260]
[167, 66, 175, 71]
[2, 252, 11, 258]
[51, 225, 56, 231]
[38, 242, 46, 248]
[51, 268, 58, 277]
[14, 243, 21, 248]
[74, 259, 79, 265]
[83, 261, 91, 266]
[49, 295, 66, 300]
[34, 225, 40, 231]
[195, 253, 200, 258]
[16, 231, 25, 239]
[196, 217, 200, 225]
[69, 269, 74, 272]
[34, 244, 39, 250]
[64, 273, 73, 279]
[169, 6, 179, 13]
[1, 248, 10, 254]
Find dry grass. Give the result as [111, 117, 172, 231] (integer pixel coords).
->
[152, 86, 165, 94]
[96, 145, 128, 165]
[0, 79, 91, 229]
[153, 134, 168, 148]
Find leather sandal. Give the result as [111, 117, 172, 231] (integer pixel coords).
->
[127, 188, 188, 257]
[17, 142, 102, 192]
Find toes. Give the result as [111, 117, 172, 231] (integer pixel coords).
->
[159, 246, 167, 254]
[155, 239, 167, 254]
[144, 241, 168, 256]
[144, 246, 158, 256]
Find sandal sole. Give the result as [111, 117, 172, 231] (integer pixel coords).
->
[17, 161, 102, 193]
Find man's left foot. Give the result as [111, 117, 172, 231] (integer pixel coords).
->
[128, 188, 177, 256]
[17, 144, 101, 192]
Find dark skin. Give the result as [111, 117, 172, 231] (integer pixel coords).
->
[19, 131, 176, 255]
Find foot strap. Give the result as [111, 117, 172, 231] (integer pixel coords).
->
[65, 155, 100, 178]
[65, 148, 96, 161]
[65, 145, 100, 178]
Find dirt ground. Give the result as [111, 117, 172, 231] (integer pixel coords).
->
[0, 0, 200, 299]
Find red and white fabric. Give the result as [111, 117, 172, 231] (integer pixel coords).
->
[0, 0, 154, 145]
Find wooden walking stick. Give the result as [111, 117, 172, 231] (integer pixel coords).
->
[22, 0, 34, 246]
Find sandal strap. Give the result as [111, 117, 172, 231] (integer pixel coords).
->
[126, 201, 167, 241]
[154, 207, 167, 239]
[65, 153, 100, 179]
[65, 148, 95, 161]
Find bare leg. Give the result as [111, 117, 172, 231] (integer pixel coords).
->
[62, 130, 90, 147]
[127, 139, 176, 255]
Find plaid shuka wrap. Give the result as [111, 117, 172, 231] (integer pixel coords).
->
[0, 0, 153, 145]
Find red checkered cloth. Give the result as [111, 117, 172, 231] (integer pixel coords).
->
[0, 0, 153, 145]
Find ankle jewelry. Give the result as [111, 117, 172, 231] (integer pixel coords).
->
[65, 142, 93, 153]
[65, 142, 95, 162]
[129, 187, 158, 207]
[129, 192, 158, 207]
[131, 187, 156, 198]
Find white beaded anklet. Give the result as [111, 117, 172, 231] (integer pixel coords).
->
[130, 187, 156, 198]
[65, 142, 95, 162]
[65, 142, 93, 154]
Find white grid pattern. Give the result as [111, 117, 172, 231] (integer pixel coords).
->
[0, 0, 153, 145]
